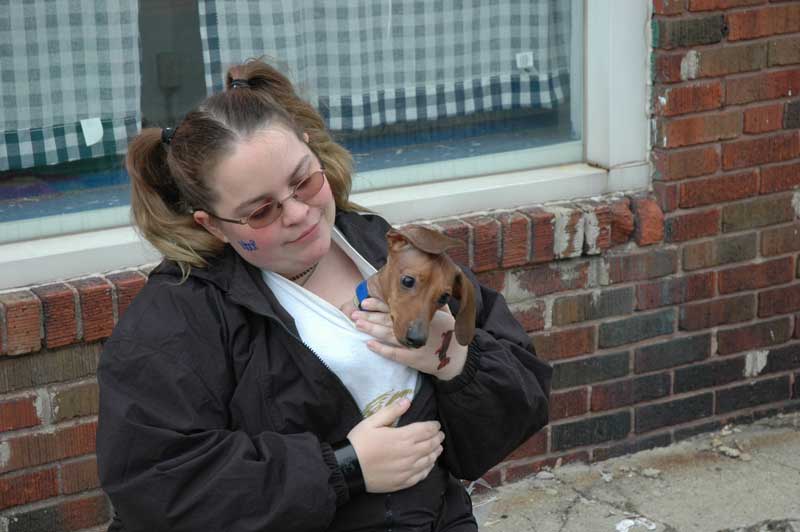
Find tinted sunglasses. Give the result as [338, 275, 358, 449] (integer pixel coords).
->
[205, 169, 326, 229]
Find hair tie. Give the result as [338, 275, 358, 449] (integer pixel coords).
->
[161, 127, 175, 146]
[231, 78, 250, 89]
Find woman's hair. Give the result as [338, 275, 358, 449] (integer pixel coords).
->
[126, 58, 362, 276]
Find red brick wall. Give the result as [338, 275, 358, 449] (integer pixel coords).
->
[2, 1, 800, 527]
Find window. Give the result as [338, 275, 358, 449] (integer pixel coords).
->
[0, 1, 650, 289]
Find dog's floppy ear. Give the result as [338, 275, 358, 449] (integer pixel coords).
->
[388, 226, 461, 255]
[452, 269, 476, 346]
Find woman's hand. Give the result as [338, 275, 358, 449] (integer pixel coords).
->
[351, 298, 469, 381]
[347, 398, 444, 493]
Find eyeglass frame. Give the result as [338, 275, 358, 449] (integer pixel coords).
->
[200, 167, 327, 229]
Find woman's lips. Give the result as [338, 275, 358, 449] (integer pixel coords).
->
[288, 222, 319, 244]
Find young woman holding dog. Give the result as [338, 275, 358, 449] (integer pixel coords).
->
[97, 58, 552, 532]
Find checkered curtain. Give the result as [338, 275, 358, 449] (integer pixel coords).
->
[0, 1, 141, 172]
[199, 0, 571, 131]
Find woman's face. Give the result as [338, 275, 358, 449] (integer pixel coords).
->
[194, 126, 336, 276]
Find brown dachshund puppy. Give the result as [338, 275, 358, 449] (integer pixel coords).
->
[346, 225, 476, 366]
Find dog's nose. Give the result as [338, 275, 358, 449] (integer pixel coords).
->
[405, 322, 427, 349]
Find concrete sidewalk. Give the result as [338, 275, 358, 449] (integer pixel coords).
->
[474, 413, 800, 532]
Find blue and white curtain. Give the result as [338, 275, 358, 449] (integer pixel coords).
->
[0, 0, 141, 171]
[199, 0, 571, 131]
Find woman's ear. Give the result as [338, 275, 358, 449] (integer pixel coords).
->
[193, 210, 229, 243]
[303, 131, 310, 143]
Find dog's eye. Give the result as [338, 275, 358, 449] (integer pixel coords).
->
[437, 293, 450, 306]
[401, 275, 415, 288]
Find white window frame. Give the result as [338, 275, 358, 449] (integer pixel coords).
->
[0, 0, 651, 290]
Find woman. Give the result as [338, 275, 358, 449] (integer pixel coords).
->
[97, 58, 552, 532]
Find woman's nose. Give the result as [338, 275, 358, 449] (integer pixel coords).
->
[280, 195, 310, 225]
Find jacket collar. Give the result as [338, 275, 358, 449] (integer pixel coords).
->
[151, 210, 390, 323]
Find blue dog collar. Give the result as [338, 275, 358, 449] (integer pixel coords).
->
[355, 280, 370, 310]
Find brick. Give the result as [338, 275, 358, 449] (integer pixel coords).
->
[551, 412, 631, 451]
[580, 201, 613, 254]
[509, 300, 546, 332]
[674, 356, 746, 393]
[680, 294, 756, 331]
[665, 209, 720, 243]
[795, 371, 800, 399]
[744, 103, 784, 134]
[7, 494, 111, 532]
[654, 14, 725, 50]
[675, 421, 723, 441]
[549, 207, 585, 259]
[0, 343, 100, 394]
[653, 146, 719, 181]
[0, 395, 41, 431]
[761, 223, 800, 257]
[436, 219, 471, 268]
[475, 270, 505, 293]
[634, 333, 712, 372]
[521, 207, 556, 264]
[0, 291, 41, 356]
[61, 457, 100, 495]
[716, 376, 791, 414]
[496, 212, 529, 268]
[722, 131, 800, 170]
[552, 287, 634, 326]
[718, 256, 794, 294]
[726, 69, 800, 105]
[106, 271, 147, 320]
[636, 272, 715, 310]
[609, 199, 635, 245]
[683, 233, 758, 271]
[653, 182, 680, 213]
[598, 309, 676, 349]
[764, 342, 800, 374]
[0, 468, 58, 511]
[531, 326, 595, 362]
[769, 36, 800, 67]
[0, 421, 96, 474]
[30, 283, 78, 349]
[607, 249, 678, 284]
[717, 317, 792, 355]
[760, 161, 800, 194]
[656, 111, 741, 148]
[463, 216, 500, 272]
[550, 352, 630, 389]
[632, 196, 665, 246]
[634, 393, 714, 433]
[592, 433, 672, 462]
[591, 373, 671, 412]
[550, 388, 588, 421]
[655, 0, 686, 15]
[696, 43, 769, 78]
[505, 430, 548, 461]
[689, 0, 765, 10]
[785, 100, 800, 129]
[726, 5, 800, 41]
[721, 195, 795, 232]
[71, 277, 114, 342]
[513, 261, 589, 298]
[654, 52, 685, 83]
[52, 381, 99, 422]
[680, 171, 759, 209]
[655, 81, 723, 117]
[759, 284, 800, 317]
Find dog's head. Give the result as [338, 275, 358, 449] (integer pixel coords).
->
[368, 225, 476, 349]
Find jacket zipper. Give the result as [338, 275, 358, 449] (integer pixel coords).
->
[269, 316, 366, 422]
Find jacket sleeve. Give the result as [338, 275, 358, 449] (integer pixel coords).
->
[434, 270, 553, 480]
[97, 337, 347, 532]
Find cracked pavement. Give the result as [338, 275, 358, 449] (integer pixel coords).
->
[475, 413, 800, 532]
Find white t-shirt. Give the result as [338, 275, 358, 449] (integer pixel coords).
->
[262, 227, 419, 417]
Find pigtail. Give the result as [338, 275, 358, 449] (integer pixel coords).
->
[126, 128, 224, 277]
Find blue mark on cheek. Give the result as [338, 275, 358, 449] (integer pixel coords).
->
[239, 240, 258, 251]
